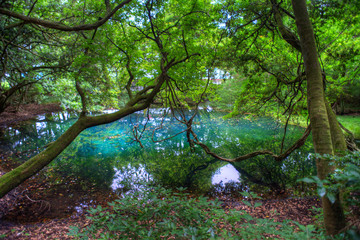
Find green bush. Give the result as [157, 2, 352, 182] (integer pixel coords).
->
[69, 186, 230, 239]
[299, 151, 360, 207]
[298, 151, 360, 239]
[68, 184, 339, 240]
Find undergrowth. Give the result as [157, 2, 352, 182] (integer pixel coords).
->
[68, 152, 360, 239]
[68, 185, 344, 240]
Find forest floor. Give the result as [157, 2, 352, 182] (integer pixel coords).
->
[0, 200, 323, 239]
[0, 163, 325, 239]
[0, 103, 62, 127]
[0, 180, 323, 240]
[0, 182, 358, 239]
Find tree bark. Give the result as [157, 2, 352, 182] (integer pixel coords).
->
[291, 0, 346, 235]
[325, 100, 347, 153]
[0, 101, 149, 198]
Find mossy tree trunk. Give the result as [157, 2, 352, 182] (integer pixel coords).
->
[291, 0, 346, 235]
[0, 103, 149, 197]
[0, 0, 203, 200]
[0, 66, 172, 198]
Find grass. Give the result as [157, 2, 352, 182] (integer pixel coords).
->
[287, 114, 360, 140]
[337, 115, 360, 139]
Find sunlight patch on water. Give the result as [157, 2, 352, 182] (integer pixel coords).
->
[111, 164, 153, 194]
[35, 122, 46, 131]
[212, 164, 240, 185]
[36, 114, 46, 121]
[102, 109, 117, 114]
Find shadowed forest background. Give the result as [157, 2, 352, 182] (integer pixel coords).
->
[0, 0, 359, 239]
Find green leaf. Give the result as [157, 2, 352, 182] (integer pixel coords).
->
[317, 187, 326, 198]
[254, 202, 262, 208]
[297, 177, 316, 183]
[243, 200, 253, 207]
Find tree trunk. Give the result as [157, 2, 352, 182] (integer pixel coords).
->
[0, 63, 171, 197]
[291, 0, 346, 235]
[0, 103, 150, 197]
[325, 100, 347, 153]
[0, 48, 198, 197]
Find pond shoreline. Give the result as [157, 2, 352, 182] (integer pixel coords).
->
[0, 107, 316, 222]
[0, 103, 62, 127]
[2, 105, 355, 238]
[0, 192, 322, 239]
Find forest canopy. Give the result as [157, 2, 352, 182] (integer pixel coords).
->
[1, 0, 359, 114]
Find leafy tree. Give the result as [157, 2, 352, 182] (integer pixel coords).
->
[0, 0, 215, 197]
[291, 0, 347, 234]
[0, 14, 71, 112]
[185, 0, 357, 235]
[0, 0, 358, 236]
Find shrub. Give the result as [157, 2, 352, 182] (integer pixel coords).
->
[298, 151, 360, 238]
[68, 184, 338, 239]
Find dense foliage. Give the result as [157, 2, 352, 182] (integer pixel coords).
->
[210, 0, 360, 117]
[1, 0, 358, 115]
[68, 185, 335, 240]
[0, 0, 359, 237]
[300, 151, 360, 213]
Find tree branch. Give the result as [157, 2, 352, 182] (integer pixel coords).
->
[106, 36, 134, 99]
[272, 1, 302, 52]
[189, 124, 311, 163]
[1, 0, 132, 31]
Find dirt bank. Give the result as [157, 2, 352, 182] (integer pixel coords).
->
[0, 103, 62, 127]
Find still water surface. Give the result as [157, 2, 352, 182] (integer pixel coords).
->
[0, 108, 314, 197]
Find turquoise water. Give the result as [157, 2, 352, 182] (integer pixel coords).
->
[0, 109, 315, 195]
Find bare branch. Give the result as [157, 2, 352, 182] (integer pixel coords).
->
[106, 36, 135, 99]
[170, 53, 200, 68]
[128, 23, 156, 42]
[105, 0, 111, 13]
[27, 0, 38, 16]
[159, 10, 209, 36]
[75, 80, 87, 116]
[191, 124, 311, 163]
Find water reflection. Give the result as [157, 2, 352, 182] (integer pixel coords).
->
[0, 109, 315, 196]
[212, 164, 240, 185]
[0, 111, 78, 160]
[111, 164, 153, 194]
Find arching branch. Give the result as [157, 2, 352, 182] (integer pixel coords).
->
[189, 124, 311, 163]
[272, 1, 302, 52]
[1, 0, 132, 31]
[106, 36, 134, 99]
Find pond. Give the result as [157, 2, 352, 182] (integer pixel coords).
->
[0, 108, 315, 220]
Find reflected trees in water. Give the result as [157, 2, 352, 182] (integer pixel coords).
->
[1, 110, 315, 196]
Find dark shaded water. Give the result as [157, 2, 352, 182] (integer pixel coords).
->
[0, 108, 315, 220]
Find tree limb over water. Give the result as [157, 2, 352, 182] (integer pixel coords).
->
[188, 124, 311, 163]
[0, 15, 201, 198]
